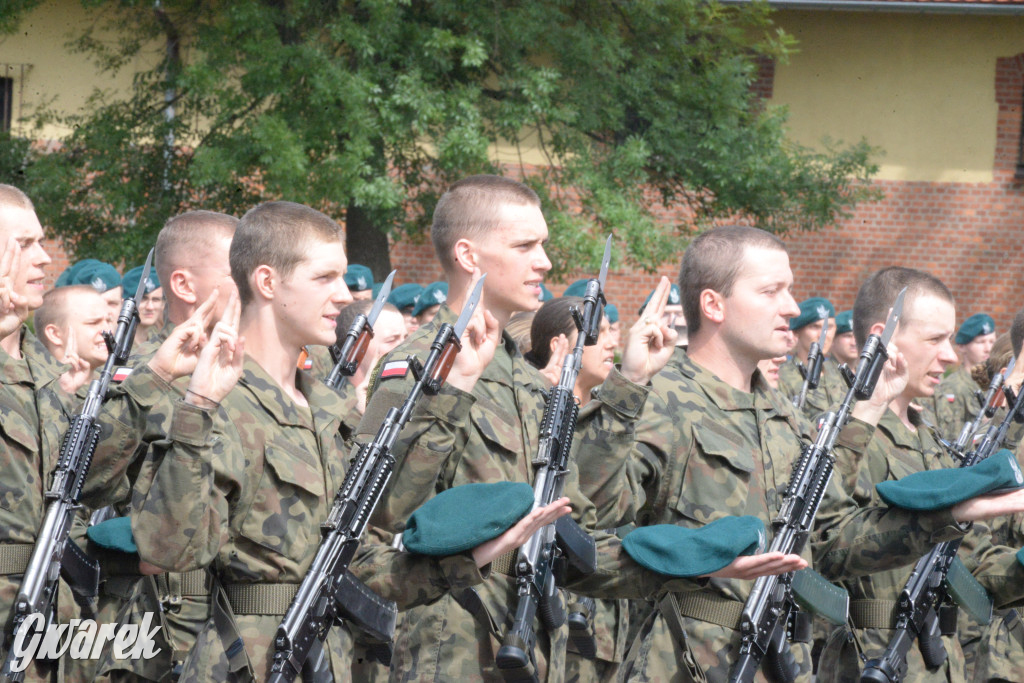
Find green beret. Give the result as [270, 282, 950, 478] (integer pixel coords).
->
[638, 283, 681, 315]
[413, 281, 447, 317]
[789, 297, 835, 332]
[563, 279, 589, 298]
[605, 303, 619, 324]
[344, 264, 374, 292]
[121, 265, 160, 299]
[538, 283, 554, 302]
[621, 516, 766, 577]
[388, 283, 423, 312]
[57, 259, 122, 293]
[834, 310, 853, 335]
[876, 449, 1024, 511]
[86, 516, 138, 554]
[955, 314, 995, 345]
[402, 482, 535, 555]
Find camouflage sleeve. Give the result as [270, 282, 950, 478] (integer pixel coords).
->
[349, 527, 487, 610]
[566, 530, 703, 600]
[812, 472, 970, 581]
[83, 364, 176, 507]
[575, 380, 670, 530]
[958, 521, 1024, 609]
[359, 379, 476, 533]
[831, 417, 877, 496]
[131, 400, 232, 573]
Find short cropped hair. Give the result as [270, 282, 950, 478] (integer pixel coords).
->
[678, 225, 786, 337]
[852, 266, 952, 347]
[34, 285, 96, 341]
[431, 175, 540, 272]
[155, 211, 238, 286]
[230, 201, 344, 306]
[0, 184, 34, 212]
[525, 297, 580, 369]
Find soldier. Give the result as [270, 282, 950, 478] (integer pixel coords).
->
[344, 263, 375, 301]
[575, 226, 1024, 683]
[85, 210, 237, 682]
[0, 184, 123, 680]
[387, 281, 423, 334]
[121, 264, 164, 346]
[829, 309, 858, 367]
[818, 268, 1024, 683]
[926, 313, 998, 444]
[130, 200, 572, 682]
[356, 176, 806, 682]
[777, 296, 845, 418]
[413, 280, 447, 326]
[55, 258, 124, 324]
[34, 284, 110, 385]
[331, 299, 408, 416]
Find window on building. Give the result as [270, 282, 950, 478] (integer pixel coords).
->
[0, 77, 12, 132]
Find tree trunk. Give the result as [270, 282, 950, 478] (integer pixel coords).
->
[345, 201, 393, 282]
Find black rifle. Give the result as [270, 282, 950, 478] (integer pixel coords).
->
[324, 270, 396, 390]
[793, 318, 829, 410]
[267, 275, 487, 683]
[943, 357, 1015, 460]
[0, 250, 154, 682]
[729, 287, 907, 683]
[494, 237, 610, 682]
[858, 362, 1024, 683]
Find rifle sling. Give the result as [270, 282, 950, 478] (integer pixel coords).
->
[491, 549, 518, 577]
[671, 592, 745, 630]
[849, 599, 959, 635]
[0, 544, 33, 575]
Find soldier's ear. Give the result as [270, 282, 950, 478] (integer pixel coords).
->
[252, 264, 276, 301]
[41, 322, 64, 350]
[699, 288, 725, 325]
[868, 321, 886, 338]
[169, 269, 196, 305]
[452, 238, 477, 275]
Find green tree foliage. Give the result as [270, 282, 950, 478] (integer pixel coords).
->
[4, 0, 878, 277]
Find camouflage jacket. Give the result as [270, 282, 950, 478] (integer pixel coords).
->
[777, 354, 846, 421]
[577, 348, 975, 683]
[355, 306, 696, 683]
[923, 366, 980, 446]
[820, 408, 1024, 683]
[132, 357, 481, 680]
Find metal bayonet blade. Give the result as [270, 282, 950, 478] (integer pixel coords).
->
[1008, 357, 1017, 376]
[133, 248, 155, 304]
[597, 235, 613, 290]
[880, 286, 907, 347]
[365, 270, 397, 328]
[817, 316, 829, 347]
[453, 275, 487, 339]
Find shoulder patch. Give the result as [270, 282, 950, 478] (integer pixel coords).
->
[302, 357, 314, 370]
[112, 367, 133, 383]
[945, 393, 956, 403]
[380, 360, 409, 380]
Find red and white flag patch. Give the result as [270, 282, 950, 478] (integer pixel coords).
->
[112, 367, 133, 383]
[380, 360, 409, 380]
[945, 393, 956, 403]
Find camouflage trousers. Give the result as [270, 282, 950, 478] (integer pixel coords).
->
[620, 596, 813, 683]
[817, 624, 967, 683]
[971, 609, 1024, 683]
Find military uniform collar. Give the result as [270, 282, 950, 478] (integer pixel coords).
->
[0, 326, 62, 386]
[238, 357, 342, 431]
[680, 354, 774, 411]
[877, 406, 927, 452]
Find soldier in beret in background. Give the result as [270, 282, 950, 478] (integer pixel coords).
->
[121, 264, 164, 345]
[925, 313, 997, 445]
[344, 263, 375, 301]
[778, 296, 845, 419]
[388, 281, 423, 334]
[56, 257, 123, 324]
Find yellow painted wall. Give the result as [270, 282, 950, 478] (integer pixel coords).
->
[0, 0, 161, 139]
[771, 10, 1024, 182]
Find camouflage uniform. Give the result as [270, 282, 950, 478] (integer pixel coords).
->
[819, 408, 1024, 683]
[924, 367, 981, 446]
[777, 355, 846, 421]
[0, 327, 98, 681]
[132, 358, 482, 681]
[357, 306, 698, 683]
[577, 348, 980, 683]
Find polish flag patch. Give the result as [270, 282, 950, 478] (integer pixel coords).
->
[112, 367, 133, 383]
[945, 393, 956, 403]
[302, 357, 314, 370]
[380, 360, 409, 380]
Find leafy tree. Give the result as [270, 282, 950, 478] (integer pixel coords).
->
[3, 0, 878, 278]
